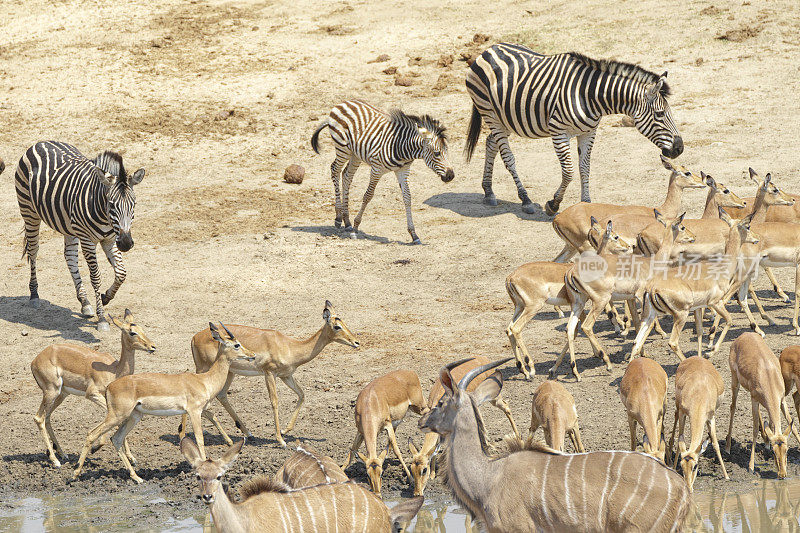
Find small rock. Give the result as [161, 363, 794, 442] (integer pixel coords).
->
[21, 330, 28, 336]
[472, 33, 491, 44]
[382, 66, 398, 75]
[459, 51, 480, 66]
[283, 164, 305, 184]
[368, 54, 390, 63]
[394, 75, 414, 87]
[437, 54, 454, 68]
[216, 109, 234, 121]
[612, 116, 635, 128]
[695, 57, 704, 66]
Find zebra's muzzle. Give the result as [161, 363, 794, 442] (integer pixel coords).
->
[117, 232, 134, 252]
[442, 168, 455, 183]
[662, 135, 684, 158]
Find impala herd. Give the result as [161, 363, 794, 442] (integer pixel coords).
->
[8, 142, 800, 530]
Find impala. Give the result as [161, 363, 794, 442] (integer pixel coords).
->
[31, 309, 156, 467]
[182, 438, 424, 533]
[726, 332, 793, 478]
[408, 356, 520, 496]
[73, 323, 255, 483]
[273, 444, 349, 488]
[419, 357, 692, 532]
[181, 301, 359, 447]
[668, 356, 729, 492]
[620, 357, 668, 463]
[342, 369, 429, 497]
[779, 345, 800, 443]
[529, 380, 584, 453]
[551, 156, 704, 262]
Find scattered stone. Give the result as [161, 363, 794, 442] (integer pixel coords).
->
[716, 25, 761, 42]
[283, 164, 305, 184]
[394, 75, 414, 87]
[382, 66, 398, 75]
[472, 33, 491, 44]
[368, 54, 390, 63]
[699, 5, 722, 15]
[459, 51, 480, 65]
[393, 259, 412, 265]
[437, 54, 454, 68]
[20, 330, 28, 337]
[612, 116, 635, 127]
[408, 56, 434, 66]
[216, 109, 234, 121]
[695, 57, 704, 66]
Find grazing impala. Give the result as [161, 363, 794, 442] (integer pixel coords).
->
[408, 356, 520, 496]
[551, 155, 704, 262]
[274, 444, 349, 488]
[668, 356, 729, 492]
[181, 438, 424, 533]
[505, 217, 631, 379]
[181, 301, 359, 447]
[779, 345, 800, 444]
[529, 380, 584, 453]
[31, 309, 156, 467]
[620, 357, 669, 463]
[342, 369, 429, 497]
[419, 357, 691, 532]
[73, 323, 255, 483]
[726, 332, 793, 478]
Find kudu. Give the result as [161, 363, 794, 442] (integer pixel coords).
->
[726, 332, 793, 478]
[342, 369, 429, 497]
[181, 301, 360, 447]
[551, 155, 705, 262]
[779, 345, 800, 444]
[529, 380, 585, 453]
[181, 438, 424, 533]
[419, 357, 691, 532]
[31, 309, 156, 467]
[73, 323, 255, 483]
[668, 356, 729, 492]
[408, 356, 521, 496]
[273, 444, 349, 488]
[620, 357, 668, 463]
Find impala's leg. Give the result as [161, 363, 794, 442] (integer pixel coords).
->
[200, 409, 233, 446]
[99, 239, 125, 306]
[784, 394, 800, 444]
[748, 287, 775, 327]
[385, 423, 411, 480]
[74, 411, 128, 479]
[726, 373, 739, 454]
[481, 130, 500, 206]
[64, 235, 93, 316]
[491, 396, 521, 440]
[748, 400, 759, 473]
[553, 243, 577, 263]
[506, 299, 540, 380]
[341, 432, 363, 470]
[351, 167, 384, 237]
[709, 303, 732, 354]
[85, 389, 114, 453]
[45, 394, 68, 460]
[78, 237, 108, 331]
[394, 166, 421, 244]
[545, 133, 574, 216]
[792, 264, 800, 335]
[673, 412, 686, 469]
[122, 439, 136, 466]
[571, 423, 586, 453]
[110, 411, 144, 483]
[581, 295, 613, 371]
[623, 300, 638, 337]
[329, 149, 348, 227]
[667, 311, 688, 361]
[265, 372, 286, 447]
[576, 129, 596, 203]
[628, 415, 638, 451]
[186, 409, 208, 460]
[668, 408, 680, 466]
[708, 416, 729, 480]
[630, 296, 656, 360]
[34, 389, 64, 467]
[281, 374, 305, 433]
[694, 309, 704, 358]
[654, 317, 668, 339]
[738, 288, 767, 337]
[766, 266, 791, 302]
[495, 132, 534, 214]
[340, 156, 360, 230]
[562, 300, 586, 382]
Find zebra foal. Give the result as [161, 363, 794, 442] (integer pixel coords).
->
[15, 141, 145, 331]
[311, 100, 454, 244]
[465, 43, 684, 216]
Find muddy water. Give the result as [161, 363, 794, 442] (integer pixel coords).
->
[1, 479, 798, 532]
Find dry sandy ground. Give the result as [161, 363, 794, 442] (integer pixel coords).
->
[1, 0, 799, 528]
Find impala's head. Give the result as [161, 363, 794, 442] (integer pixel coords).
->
[109, 308, 156, 353]
[720, 209, 760, 246]
[181, 437, 243, 504]
[677, 438, 708, 492]
[322, 300, 360, 348]
[632, 72, 683, 158]
[749, 169, 795, 208]
[357, 447, 388, 496]
[703, 173, 746, 209]
[393, 110, 454, 183]
[587, 217, 632, 254]
[765, 420, 793, 479]
[408, 437, 436, 496]
[209, 322, 256, 363]
[94, 151, 145, 253]
[419, 357, 511, 438]
[661, 156, 704, 190]
[654, 210, 695, 245]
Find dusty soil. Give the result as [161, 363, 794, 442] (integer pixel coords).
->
[1, 0, 799, 527]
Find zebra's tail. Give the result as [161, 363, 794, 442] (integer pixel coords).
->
[464, 104, 482, 162]
[311, 121, 330, 155]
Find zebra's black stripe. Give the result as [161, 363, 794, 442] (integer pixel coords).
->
[465, 43, 683, 215]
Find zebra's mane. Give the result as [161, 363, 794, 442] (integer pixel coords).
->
[389, 109, 448, 147]
[93, 151, 127, 181]
[568, 52, 671, 97]
[238, 476, 291, 500]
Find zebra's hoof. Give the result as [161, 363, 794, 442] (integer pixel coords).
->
[349, 232, 358, 239]
[29, 298, 41, 309]
[97, 321, 110, 332]
[334, 220, 342, 228]
[344, 225, 354, 232]
[101, 294, 110, 306]
[81, 305, 94, 317]
[544, 200, 559, 216]
[411, 238, 422, 245]
[521, 202, 536, 214]
[483, 194, 498, 206]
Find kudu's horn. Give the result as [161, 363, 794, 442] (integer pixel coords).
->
[457, 357, 513, 391]
[444, 357, 477, 372]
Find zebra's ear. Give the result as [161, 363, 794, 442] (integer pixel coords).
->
[646, 78, 664, 101]
[129, 168, 145, 186]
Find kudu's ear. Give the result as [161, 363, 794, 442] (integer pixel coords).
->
[129, 168, 145, 186]
[390, 496, 424, 532]
[471, 371, 502, 406]
[180, 437, 204, 468]
[439, 367, 456, 394]
[219, 439, 244, 469]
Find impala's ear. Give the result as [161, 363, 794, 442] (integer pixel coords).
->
[654, 208, 667, 226]
[124, 308, 134, 321]
[590, 215, 599, 231]
[718, 206, 733, 227]
[660, 154, 674, 171]
[357, 451, 368, 464]
[108, 314, 127, 330]
[677, 439, 687, 454]
[698, 439, 710, 456]
[705, 174, 717, 188]
[408, 437, 419, 456]
[378, 448, 388, 462]
[785, 418, 794, 437]
[472, 371, 502, 406]
[741, 213, 754, 228]
[129, 168, 145, 186]
[219, 439, 244, 469]
[209, 322, 223, 342]
[764, 172, 772, 186]
[765, 424, 775, 440]
[676, 212, 687, 225]
[180, 437, 204, 468]
[605, 220, 613, 235]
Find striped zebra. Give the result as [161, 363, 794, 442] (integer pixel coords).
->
[465, 43, 684, 216]
[311, 100, 454, 244]
[15, 141, 145, 331]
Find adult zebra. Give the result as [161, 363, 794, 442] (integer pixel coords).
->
[311, 100, 454, 244]
[15, 141, 145, 331]
[465, 43, 683, 216]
